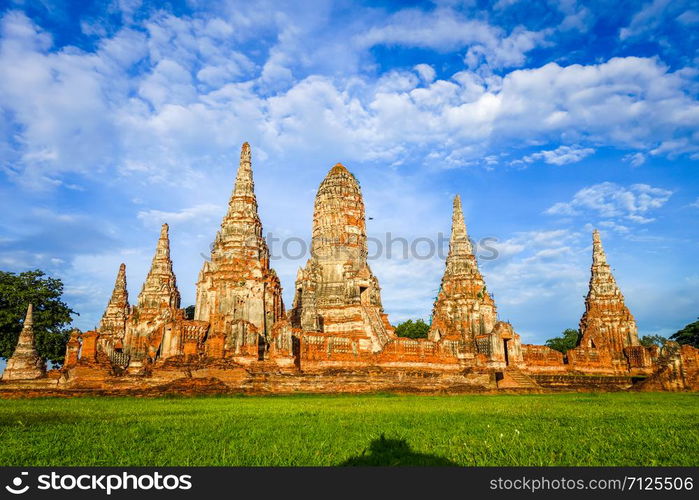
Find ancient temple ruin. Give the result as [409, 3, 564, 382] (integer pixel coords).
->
[575, 229, 642, 369]
[1, 143, 696, 394]
[289, 163, 394, 358]
[1, 304, 45, 381]
[429, 195, 523, 371]
[194, 142, 284, 363]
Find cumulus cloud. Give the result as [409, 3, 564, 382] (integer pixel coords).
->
[1, 8, 698, 190]
[355, 7, 548, 69]
[545, 182, 673, 224]
[413, 63, 436, 83]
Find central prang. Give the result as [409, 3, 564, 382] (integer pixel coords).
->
[289, 162, 394, 353]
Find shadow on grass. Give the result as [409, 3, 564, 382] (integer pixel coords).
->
[340, 435, 459, 466]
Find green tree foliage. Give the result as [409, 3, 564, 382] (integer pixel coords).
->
[545, 328, 581, 354]
[184, 305, 195, 320]
[0, 270, 76, 364]
[639, 334, 667, 348]
[669, 318, 699, 348]
[394, 319, 430, 339]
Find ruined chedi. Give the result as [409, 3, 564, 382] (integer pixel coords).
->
[123, 223, 182, 364]
[1, 304, 46, 381]
[290, 163, 394, 352]
[578, 229, 640, 368]
[98, 263, 129, 350]
[195, 142, 284, 358]
[429, 195, 522, 366]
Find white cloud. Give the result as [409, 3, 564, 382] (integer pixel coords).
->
[598, 220, 630, 233]
[556, 0, 593, 32]
[619, 0, 672, 40]
[1, 8, 698, 192]
[355, 8, 548, 69]
[137, 203, 224, 228]
[516, 144, 595, 165]
[483, 229, 586, 310]
[624, 152, 646, 167]
[545, 182, 673, 224]
[413, 63, 436, 83]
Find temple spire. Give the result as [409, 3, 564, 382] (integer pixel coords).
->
[210, 142, 266, 261]
[22, 303, 33, 333]
[448, 195, 474, 259]
[290, 162, 391, 350]
[232, 142, 255, 200]
[579, 229, 639, 360]
[138, 223, 180, 310]
[108, 264, 128, 309]
[592, 229, 608, 266]
[429, 195, 498, 344]
[588, 229, 619, 297]
[15, 304, 38, 353]
[194, 141, 284, 334]
[1, 304, 45, 381]
[99, 263, 129, 336]
[156, 223, 170, 259]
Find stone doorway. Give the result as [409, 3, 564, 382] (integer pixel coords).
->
[258, 334, 266, 361]
[292, 336, 301, 369]
[503, 339, 510, 366]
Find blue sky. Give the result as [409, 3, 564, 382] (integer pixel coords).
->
[1, 0, 698, 365]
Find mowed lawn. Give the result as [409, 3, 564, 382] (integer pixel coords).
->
[0, 393, 696, 466]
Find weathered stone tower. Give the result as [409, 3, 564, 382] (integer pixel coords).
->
[98, 263, 129, 347]
[137, 223, 180, 311]
[579, 229, 639, 367]
[429, 196, 496, 346]
[124, 223, 182, 362]
[2, 304, 46, 381]
[290, 163, 393, 352]
[194, 142, 284, 357]
[429, 196, 521, 367]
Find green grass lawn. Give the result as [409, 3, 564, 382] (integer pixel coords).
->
[0, 393, 696, 466]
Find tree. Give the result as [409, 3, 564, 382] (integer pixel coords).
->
[545, 328, 581, 354]
[669, 318, 699, 348]
[184, 305, 195, 320]
[639, 334, 667, 348]
[394, 319, 430, 339]
[0, 270, 77, 365]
